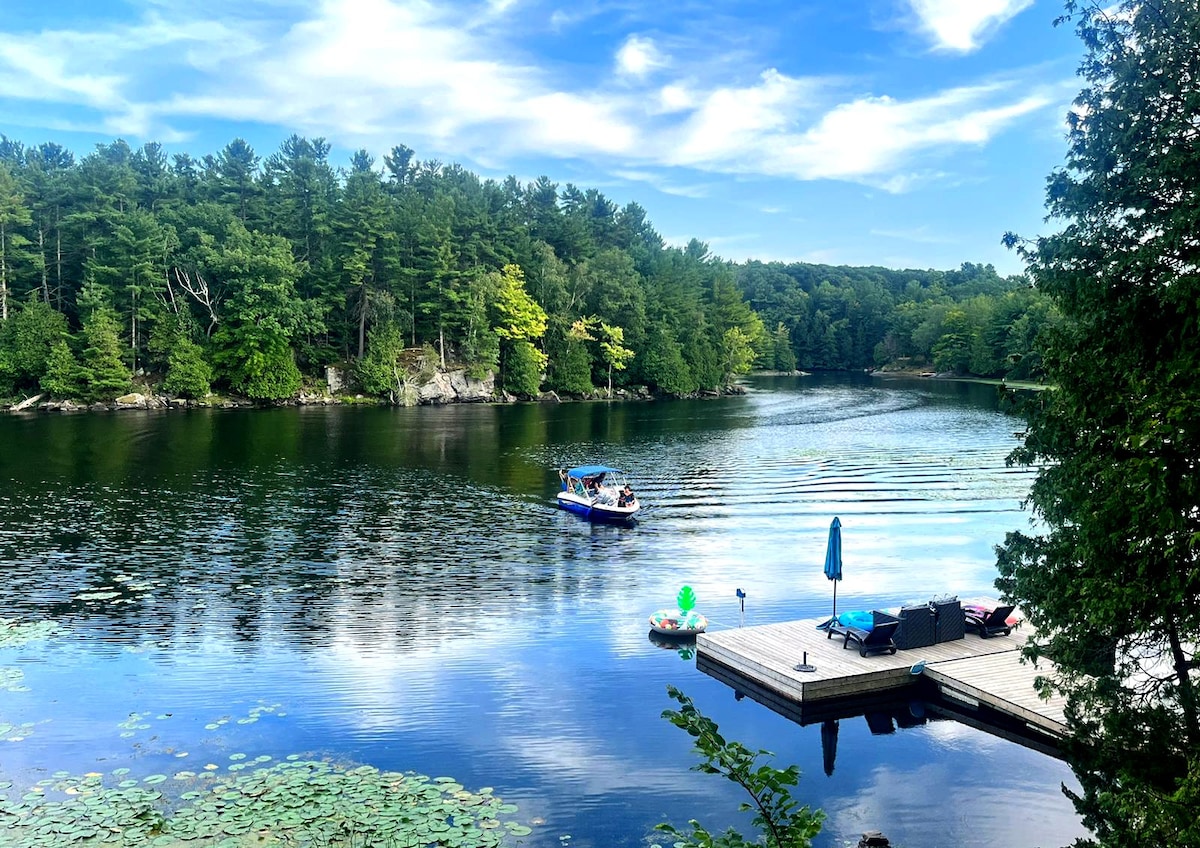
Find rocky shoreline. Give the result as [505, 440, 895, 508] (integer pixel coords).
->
[3, 367, 745, 414]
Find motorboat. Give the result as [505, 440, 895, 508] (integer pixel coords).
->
[556, 465, 640, 523]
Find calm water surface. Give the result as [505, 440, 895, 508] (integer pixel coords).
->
[0, 374, 1085, 847]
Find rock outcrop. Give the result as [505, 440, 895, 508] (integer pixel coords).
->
[415, 370, 495, 404]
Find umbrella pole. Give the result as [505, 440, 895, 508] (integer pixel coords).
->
[832, 579, 837, 623]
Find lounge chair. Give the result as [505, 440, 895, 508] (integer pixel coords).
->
[964, 604, 1015, 638]
[831, 614, 899, 657]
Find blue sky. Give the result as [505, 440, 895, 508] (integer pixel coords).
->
[0, 0, 1085, 275]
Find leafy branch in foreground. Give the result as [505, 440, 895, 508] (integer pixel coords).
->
[656, 686, 824, 848]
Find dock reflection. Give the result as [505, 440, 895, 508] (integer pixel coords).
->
[696, 653, 1064, 762]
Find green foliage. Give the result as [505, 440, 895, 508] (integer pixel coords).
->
[546, 318, 594, 395]
[596, 320, 633, 397]
[641, 324, 696, 396]
[1, 128, 1044, 402]
[221, 333, 302, 401]
[0, 297, 67, 390]
[770, 323, 797, 372]
[685, 331, 723, 391]
[738, 259, 1048, 377]
[356, 322, 407, 397]
[79, 307, 130, 401]
[208, 225, 310, 401]
[657, 686, 824, 848]
[0, 346, 13, 397]
[460, 273, 499, 379]
[996, 3, 1200, 846]
[0, 162, 34, 322]
[489, 264, 548, 395]
[500, 338, 543, 397]
[930, 308, 971, 375]
[40, 338, 82, 398]
[162, 337, 212, 399]
[721, 327, 756, 380]
[491, 264, 548, 344]
[0, 757, 526, 848]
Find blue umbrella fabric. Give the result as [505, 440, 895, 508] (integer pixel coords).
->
[822, 517, 843, 628]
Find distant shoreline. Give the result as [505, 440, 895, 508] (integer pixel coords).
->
[870, 369, 1050, 391]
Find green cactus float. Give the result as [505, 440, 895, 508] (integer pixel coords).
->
[648, 585, 708, 636]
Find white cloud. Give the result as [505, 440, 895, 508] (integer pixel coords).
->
[0, 37, 126, 106]
[774, 85, 1053, 188]
[655, 83, 694, 113]
[0, 0, 1065, 196]
[907, 0, 1035, 52]
[523, 92, 637, 154]
[870, 226, 958, 244]
[0, 13, 256, 111]
[669, 68, 818, 164]
[615, 35, 667, 78]
[613, 169, 711, 198]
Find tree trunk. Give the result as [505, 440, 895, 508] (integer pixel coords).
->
[130, 282, 137, 373]
[1167, 618, 1200, 744]
[39, 227, 49, 304]
[55, 215, 63, 310]
[357, 280, 367, 360]
[1, 220, 7, 321]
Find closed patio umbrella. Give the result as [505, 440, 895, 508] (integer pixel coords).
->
[822, 517, 842, 628]
[821, 718, 839, 776]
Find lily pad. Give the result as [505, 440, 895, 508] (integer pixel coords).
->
[0, 757, 524, 848]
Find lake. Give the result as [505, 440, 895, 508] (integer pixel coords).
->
[0, 373, 1085, 847]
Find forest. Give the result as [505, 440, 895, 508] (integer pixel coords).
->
[0, 134, 1059, 404]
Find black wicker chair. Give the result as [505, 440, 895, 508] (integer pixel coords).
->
[879, 605, 936, 650]
[932, 597, 965, 643]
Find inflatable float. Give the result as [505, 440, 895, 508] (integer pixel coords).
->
[649, 586, 708, 636]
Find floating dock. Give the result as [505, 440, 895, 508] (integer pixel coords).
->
[696, 618, 1067, 742]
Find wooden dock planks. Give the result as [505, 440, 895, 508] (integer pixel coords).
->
[696, 617, 1067, 737]
[923, 652, 1068, 735]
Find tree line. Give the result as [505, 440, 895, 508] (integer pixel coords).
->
[0, 133, 1055, 405]
[740, 258, 1059, 379]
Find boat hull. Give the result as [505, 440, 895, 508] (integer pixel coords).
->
[556, 492, 639, 523]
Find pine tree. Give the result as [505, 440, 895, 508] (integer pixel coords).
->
[40, 338, 82, 398]
[0, 162, 34, 321]
[79, 307, 130, 401]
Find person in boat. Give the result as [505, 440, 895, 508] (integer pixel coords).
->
[618, 484, 636, 507]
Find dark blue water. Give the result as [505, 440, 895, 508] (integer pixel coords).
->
[0, 374, 1085, 847]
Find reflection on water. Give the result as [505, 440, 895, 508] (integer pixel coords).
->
[0, 374, 1084, 847]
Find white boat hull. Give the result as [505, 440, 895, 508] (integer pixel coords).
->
[556, 491, 639, 522]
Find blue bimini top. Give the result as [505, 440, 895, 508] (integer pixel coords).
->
[566, 465, 622, 478]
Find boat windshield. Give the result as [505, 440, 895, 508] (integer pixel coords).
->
[561, 469, 634, 503]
